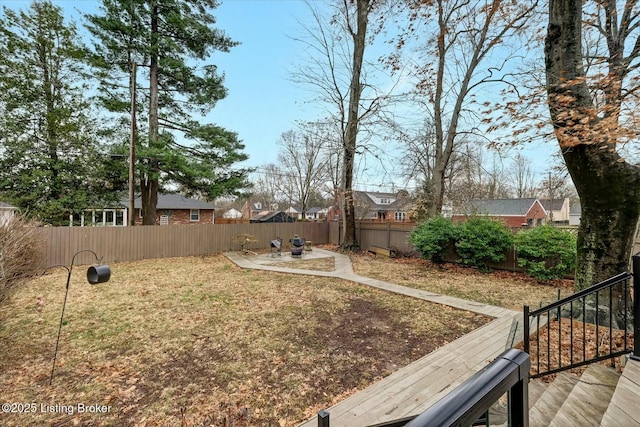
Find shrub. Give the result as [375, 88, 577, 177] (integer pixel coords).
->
[455, 217, 513, 271]
[0, 215, 45, 307]
[409, 216, 458, 263]
[514, 225, 576, 280]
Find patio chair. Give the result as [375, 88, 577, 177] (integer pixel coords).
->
[269, 237, 282, 257]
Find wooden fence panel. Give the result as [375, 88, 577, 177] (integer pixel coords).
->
[40, 222, 331, 266]
[38, 221, 587, 277]
[355, 222, 417, 254]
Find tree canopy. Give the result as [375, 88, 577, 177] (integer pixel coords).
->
[0, 1, 113, 225]
[85, 0, 252, 224]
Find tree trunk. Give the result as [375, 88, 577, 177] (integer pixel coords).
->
[545, 0, 640, 289]
[428, 163, 445, 217]
[563, 146, 640, 287]
[340, 0, 369, 251]
[142, 0, 160, 226]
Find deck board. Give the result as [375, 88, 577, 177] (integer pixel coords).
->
[548, 364, 618, 427]
[601, 359, 640, 426]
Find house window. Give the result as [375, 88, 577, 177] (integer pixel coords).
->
[81, 209, 126, 227]
[380, 198, 390, 204]
[394, 212, 406, 221]
[190, 209, 200, 222]
[105, 210, 115, 225]
[160, 215, 169, 225]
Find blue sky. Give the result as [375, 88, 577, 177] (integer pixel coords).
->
[1, 0, 559, 192]
[208, 0, 318, 168]
[2, 0, 315, 168]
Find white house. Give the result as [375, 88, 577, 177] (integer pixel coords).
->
[0, 201, 17, 225]
[223, 208, 243, 219]
[569, 201, 581, 226]
[305, 207, 329, 220]
[285, 206, 303, 220]
[540, 198, 571, 224]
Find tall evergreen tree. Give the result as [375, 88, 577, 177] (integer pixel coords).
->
[85, 0, 252, 225]
[0, 1, 109, 225]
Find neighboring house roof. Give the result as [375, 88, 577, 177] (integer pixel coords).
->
[305, 207, 324, 214]
[122, 194, 218, 210]
[249, 211, 295, 223]
[354, 190, 412, 211]
[539, 198, 566, 212]
[457, 198, 541, 216]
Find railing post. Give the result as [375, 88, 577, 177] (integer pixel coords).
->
[632, 254, 640, 361]
[318, 409, 330, 427]
[523, 305, 530, 355]
[508, 370, 529, 427]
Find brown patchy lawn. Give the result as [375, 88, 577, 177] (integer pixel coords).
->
[0, 249, 574, 427]
[348, 250, 574, 311]
[0, 254, 491, 427]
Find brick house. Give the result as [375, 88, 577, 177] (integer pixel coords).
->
[452, 198, 547, 227]
[134, 194, 218, 225]
[73, 194, 217, 226]
[353, 190, 413, 222]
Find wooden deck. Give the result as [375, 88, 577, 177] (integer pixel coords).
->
[296, 314, 517, 427]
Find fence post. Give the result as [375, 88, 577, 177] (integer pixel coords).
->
[318, 409, 330, 427]
[523, 305, 530, 355]
[632, 254, 640, 361]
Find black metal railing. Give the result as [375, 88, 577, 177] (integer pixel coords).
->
[523, 254, 639, 379]
[316, 348, 530, 427]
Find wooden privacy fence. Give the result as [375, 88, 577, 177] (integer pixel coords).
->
[40, 220, 585, 274]
[352, 222, 417, 254]
[39, 222, 332, 266]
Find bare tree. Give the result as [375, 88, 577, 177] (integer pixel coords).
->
[252, 164, 286, 210]
[447, 142, 510, 208]
[392, 0, 538, 217]
[295, 120, 343, 207]
[276, 129, 328, 219]
[292, 0, 388, 250]
[509, 153, 538, 198]
[398, 117, 437, 186]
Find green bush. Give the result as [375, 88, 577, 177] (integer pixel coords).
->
[514, 225, 576, 280]
[409, 216, 458, 263]
[455, 217, 513, 271]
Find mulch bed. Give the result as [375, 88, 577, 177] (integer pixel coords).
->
[516, 318, 633, 381]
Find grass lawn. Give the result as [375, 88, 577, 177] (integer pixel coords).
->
[0, 249, 573, 426]
[0, 253, 494, 427]
[349, 251, 574, 311]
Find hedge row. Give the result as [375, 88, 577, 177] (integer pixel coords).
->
[409, 216, 576, 280]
